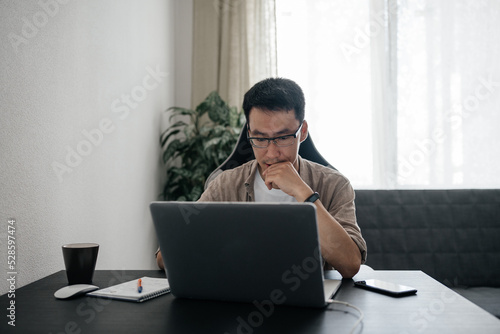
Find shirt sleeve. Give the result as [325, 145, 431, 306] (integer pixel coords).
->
[198, 176, 221, 202]
[326, 180, 368, 264]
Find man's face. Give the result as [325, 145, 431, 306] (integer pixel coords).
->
[247, 107, 308, 175]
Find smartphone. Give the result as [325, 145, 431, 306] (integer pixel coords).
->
[354, 279, 417, 297]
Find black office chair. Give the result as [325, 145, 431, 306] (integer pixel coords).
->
[204, 122, 336, 189]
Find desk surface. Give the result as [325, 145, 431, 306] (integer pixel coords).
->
[2, 267, 500, 334]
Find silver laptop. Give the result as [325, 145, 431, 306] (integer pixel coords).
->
[150, 202, 341, 308]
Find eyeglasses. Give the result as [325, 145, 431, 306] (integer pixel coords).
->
[247, 122, 304, 148]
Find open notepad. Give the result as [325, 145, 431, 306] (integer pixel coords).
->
[87, 277, 170, 302]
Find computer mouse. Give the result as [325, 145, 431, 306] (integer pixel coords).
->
[54, 284, 99, 299]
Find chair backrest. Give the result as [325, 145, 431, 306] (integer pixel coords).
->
[204, 122, 335, 189]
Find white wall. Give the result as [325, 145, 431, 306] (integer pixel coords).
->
[0, 0, 193, 294]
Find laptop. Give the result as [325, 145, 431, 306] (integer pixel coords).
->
[150, 201, 341, 308]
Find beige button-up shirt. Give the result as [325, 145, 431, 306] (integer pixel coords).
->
[200, 156, 367, 265]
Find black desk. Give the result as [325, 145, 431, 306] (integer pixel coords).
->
[2, 267, 500, 333]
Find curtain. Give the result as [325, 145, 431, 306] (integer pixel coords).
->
[395, 0, 500, 188]
[276, 0, 374, 186]
[192, 0, 277, 108]
[276, 0, 500, 189]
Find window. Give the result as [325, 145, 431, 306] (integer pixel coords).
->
[276, 0, 500, 189]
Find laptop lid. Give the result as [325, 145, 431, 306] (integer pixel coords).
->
[150, 202, 340, 308]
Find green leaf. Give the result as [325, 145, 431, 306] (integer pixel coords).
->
[163, 120, 189, 134]
[166, 106, 196, 117]
[190, 186, 203, 201]
[160, 129, 181, 147]
[169, 167, 193, 179]
[183, 124, 196, 138]
[203, 137, 222, 150]
[162, 139, 183, 163]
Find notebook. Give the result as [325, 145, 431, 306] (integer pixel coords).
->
[87, 276, 170, 302]
[150, 201, 342, 308]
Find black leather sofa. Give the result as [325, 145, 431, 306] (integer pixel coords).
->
[355, 189, 500, 318]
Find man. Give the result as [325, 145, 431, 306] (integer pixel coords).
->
[157, 78, 366, 278]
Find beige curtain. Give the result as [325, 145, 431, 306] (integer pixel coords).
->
[192, 0, 277, 109]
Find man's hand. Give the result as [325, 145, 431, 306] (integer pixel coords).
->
[261, 162, 313, 202]
[262, 161, 361, 278]
[156, 251, 165, 270]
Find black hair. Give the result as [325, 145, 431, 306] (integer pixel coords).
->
[242, 78, 305, 122]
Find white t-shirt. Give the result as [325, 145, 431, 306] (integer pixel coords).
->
[253, 171, 297, 203]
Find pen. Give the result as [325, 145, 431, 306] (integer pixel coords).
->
[137, 278, 142, 293]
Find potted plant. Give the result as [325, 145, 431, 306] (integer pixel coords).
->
[160, 91, 244, 201]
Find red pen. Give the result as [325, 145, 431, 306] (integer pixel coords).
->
[137, 278, 143, 293]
